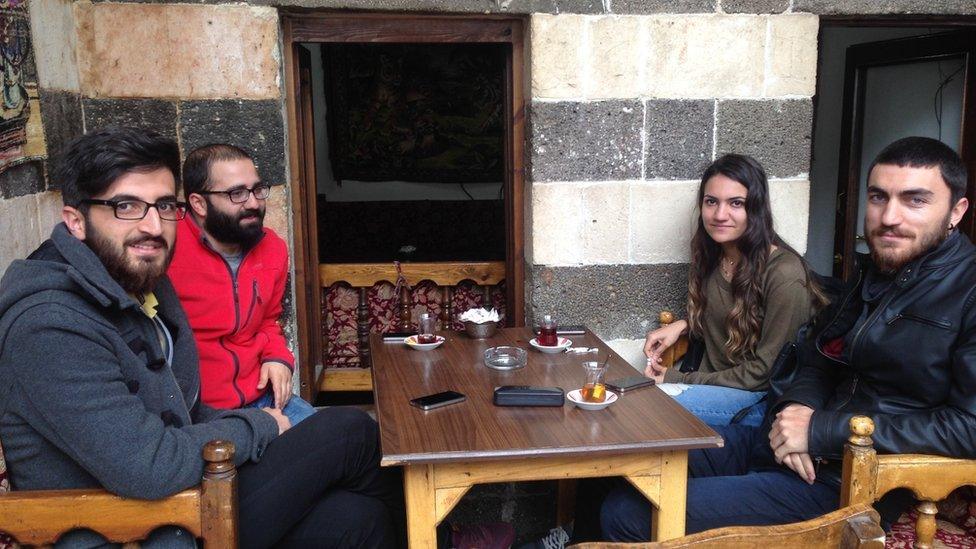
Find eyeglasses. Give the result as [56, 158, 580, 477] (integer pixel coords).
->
[82, 198, 188, 221]
[198, 184, 271, 204]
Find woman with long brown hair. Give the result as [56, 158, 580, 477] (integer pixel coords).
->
[642, 153, 825, 427]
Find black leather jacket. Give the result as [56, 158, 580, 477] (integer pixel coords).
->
[776, 231, 976, 462]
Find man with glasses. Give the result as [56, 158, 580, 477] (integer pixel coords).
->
[0, 127, 404, 547]
[168, 144, 316, 426]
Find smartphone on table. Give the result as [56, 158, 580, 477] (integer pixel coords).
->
[409, 390, 467, 411]
[606, 375, 655, 394]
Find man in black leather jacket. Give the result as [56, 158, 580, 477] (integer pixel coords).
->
[600, 136, 976, 540]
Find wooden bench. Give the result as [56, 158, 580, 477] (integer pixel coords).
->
[318, 260, 506, 392]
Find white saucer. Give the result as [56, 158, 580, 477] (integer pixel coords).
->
[566, 388, 618, 411]
[529, 337, 572, 353]
[405, 335, 446, 351]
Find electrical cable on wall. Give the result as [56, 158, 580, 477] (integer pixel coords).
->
[933, 60, 964, 141]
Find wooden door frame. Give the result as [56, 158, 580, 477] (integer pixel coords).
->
[281, 13, 527, 401]
[830, 25, 976, 279]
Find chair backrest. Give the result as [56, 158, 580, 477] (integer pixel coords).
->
[0, 440, 238, 548]
[842, 416, 976, 548]
[572, 503, 884, 548]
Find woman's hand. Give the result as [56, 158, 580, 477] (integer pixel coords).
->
[643, 319, 686, 378]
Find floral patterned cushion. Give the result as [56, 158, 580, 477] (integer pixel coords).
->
[886, 487, 976, 548]
[322, 280, 506, 368]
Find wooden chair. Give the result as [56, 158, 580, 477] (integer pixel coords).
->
[653, 310, 976, 548]
[842, 416, 976, 549]
[571, 503, 884, 548]
[656, 311, 689, 370]
[0, 440, 238, 548]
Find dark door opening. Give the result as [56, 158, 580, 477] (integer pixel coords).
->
[283, 15, 526, 402]
[807, 24, 976, 280]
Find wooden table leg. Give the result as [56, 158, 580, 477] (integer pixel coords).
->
[556, 479, 577, 526]
[404, 464, 438, 549]
[651, 450, 688, 541]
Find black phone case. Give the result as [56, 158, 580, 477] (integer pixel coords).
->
[493, 386, 565, 407]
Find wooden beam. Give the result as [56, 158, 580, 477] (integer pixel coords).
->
[318, 368, 374, 392]
[320, 261, 506, 288]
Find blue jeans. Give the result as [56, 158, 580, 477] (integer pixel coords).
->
[599, 424, 840, 540]
[246, 390, 317, 426]
[671, 385, 767, 427]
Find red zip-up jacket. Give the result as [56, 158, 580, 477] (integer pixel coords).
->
[168, 216, 294, 409]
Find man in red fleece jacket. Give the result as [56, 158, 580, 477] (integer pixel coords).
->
[168, 144, 316, 425]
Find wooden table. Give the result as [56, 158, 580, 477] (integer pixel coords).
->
[370, 327, 722, 548]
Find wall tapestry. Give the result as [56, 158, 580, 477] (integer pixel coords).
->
[324, 43, 505, 184]
[0, 0, 45, 173]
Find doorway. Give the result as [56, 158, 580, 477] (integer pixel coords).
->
[807, 24, 976, 279]
[282, 14, 526, 401]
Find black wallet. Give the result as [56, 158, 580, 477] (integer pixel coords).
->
[493, 385, 565, 407]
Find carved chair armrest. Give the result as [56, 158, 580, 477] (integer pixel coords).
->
[0, 440, 237, 548]
[571, 503, 883, 548]
[841, 416, 976, 548]
[657, 311, 689, 370]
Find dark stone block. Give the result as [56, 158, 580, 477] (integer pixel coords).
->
[553, 0, 604, 13]
[0, 161, 44, 199]
[530, 100, 643, 182]
[82, 98, 178, 142]
[611, 0, 714, 13]
[39, 89, 84, 172]
[716, 99, 812, 179]
[793, 0, 976, 15]
[245, 0, 600, 11]
[528, 263, 689, 340]
[721, 0, 788, 13]
[179, 100, 286, 185]
[644, 99, 713, 180]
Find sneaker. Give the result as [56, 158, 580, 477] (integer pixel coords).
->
[450, 522, 516, 549]
[536, 526, 570, 549]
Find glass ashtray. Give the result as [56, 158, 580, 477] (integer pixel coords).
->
[484, 346, 527, 371]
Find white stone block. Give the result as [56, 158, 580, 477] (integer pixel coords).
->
[75, 4, 280, 99]
[585, 16, 646, 99]
[30, 0, 80, 91]
[645, 15, 766, 99]
[0, 195, 42, 277]
[604, 338, 647, 372]
[581, 181, 631, 264]
[530, 14, 587, 100]
[765, 14, 819, 98]
[530, 182, 584, 265]
[35, 191, 64, 242]
[630, 180, 700, 264]
[770, 178, 810, 254]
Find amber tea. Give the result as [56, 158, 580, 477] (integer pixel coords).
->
[580, 360, 609, 403]
[581, 382, 606, 403]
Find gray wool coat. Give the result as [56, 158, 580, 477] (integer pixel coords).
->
[0, 223, 279, 502]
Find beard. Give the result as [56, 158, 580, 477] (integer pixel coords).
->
[203, 199, 265, 249]
[85, 221, 174, 295]
[867, 211, 951, 275]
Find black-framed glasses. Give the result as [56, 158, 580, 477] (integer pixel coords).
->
[198, 184, 271, 204]
[82, 198, 188, 221]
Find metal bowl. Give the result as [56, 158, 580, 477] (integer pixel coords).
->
[483, 346, 527, 370]
[464, 320, 498, 339]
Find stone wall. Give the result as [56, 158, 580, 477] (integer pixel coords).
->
[0, 0, 70, 276]
[527, 11, 818, 360]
